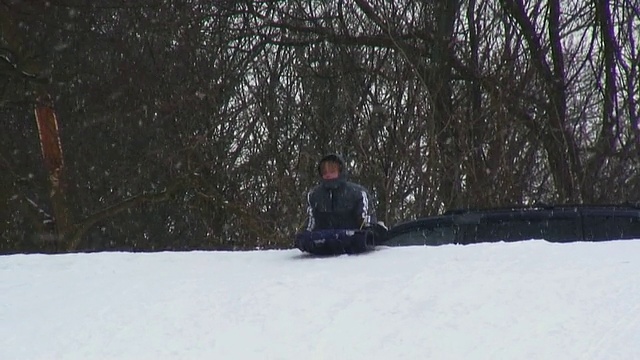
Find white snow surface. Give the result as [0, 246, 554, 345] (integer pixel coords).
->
[2, 240, 640, 360]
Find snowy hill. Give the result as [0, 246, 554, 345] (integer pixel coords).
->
[2, 240, 640, 359]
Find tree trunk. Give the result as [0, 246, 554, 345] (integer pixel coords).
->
[34, 95, 71, 251]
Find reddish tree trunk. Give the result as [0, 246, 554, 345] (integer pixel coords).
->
[34, 95, 70, 250]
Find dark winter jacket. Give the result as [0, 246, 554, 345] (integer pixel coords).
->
[305, 154, 376, 231]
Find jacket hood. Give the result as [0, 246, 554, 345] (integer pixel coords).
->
[317, 153, 347, 189]
[317, 153, 346, 176]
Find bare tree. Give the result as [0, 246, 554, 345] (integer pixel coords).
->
[3, 0, 640, 253]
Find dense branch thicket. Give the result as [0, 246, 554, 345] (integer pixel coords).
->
[1, 0, 639, 253]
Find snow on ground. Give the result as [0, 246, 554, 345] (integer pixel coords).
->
[1, 240, 640, 360]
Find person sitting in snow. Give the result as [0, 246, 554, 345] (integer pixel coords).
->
[304, 153, 376, 232]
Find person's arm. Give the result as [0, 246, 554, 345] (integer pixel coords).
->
[356, 189, 375, 229]
[355, 188, 388, 244]
[304, 190, 316, 231]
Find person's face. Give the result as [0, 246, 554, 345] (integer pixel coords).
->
[320, 160, 340, 180]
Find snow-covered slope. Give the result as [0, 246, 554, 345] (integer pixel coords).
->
[2, 240, 640, 359]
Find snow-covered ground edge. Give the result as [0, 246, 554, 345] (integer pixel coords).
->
[2, 240, 640, 359]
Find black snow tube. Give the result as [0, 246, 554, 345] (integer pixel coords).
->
[294, 228, 382, 255]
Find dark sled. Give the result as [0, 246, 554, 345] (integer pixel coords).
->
[294, 224, 388, 256]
